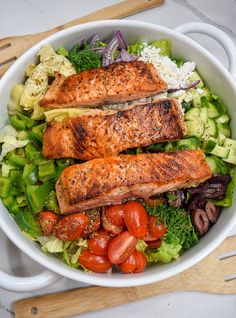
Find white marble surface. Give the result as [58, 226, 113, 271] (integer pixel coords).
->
[1, 0, 236, 317]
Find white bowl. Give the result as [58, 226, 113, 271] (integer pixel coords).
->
[1, 20, 236, 292]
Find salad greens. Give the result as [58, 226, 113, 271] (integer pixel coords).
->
[0, 30, 235, 273]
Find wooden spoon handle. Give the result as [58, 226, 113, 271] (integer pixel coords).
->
[14, 236, 236, 318]
[51, 0, 165, 32]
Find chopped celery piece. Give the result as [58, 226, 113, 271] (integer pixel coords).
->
[7, 153, 25, 168]
[16, 195, 27, 207]
[38, 161, 56, 180]
[0, 177, 11, 197]
[9, 115, 27, 130]
[9, 169, 22, 185]
[25, 143, 45, 164]
[2, 196, 20, 214]
[22, 164, 38, 185]
[149, 39, 172, 56]
[14, 209, 42, 238]
[26, 182, 52, 213]
[45, 190, 59, 213]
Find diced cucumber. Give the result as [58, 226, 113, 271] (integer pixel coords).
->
[210, 145, 230, 158]
[188, 71, 204, 88]
[185, 108, 200, 121]
[192, 93, 201, 107]
[206, 155, 228, 174]
[217, 123, 231, 138]
[199, 107, 208, 123]
[202, 118, 218, 140]
[207, 102, 220, 118]
[186, 119, 205, 138]
[203, 138, 217, 153]
[223, 138, 236, 149]
[176, 137, 200, 150]
[215, 114, 230, 124]
[223, 149, 236, 165]
[217, 133, 226, 146]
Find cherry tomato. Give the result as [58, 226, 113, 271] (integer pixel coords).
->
[105, 204, 125, 226]
[82, 209, 101, 237]
[143, 232, 159, 241]
[119, 250, 147, 274]
[37, 211, 58, 236]
[55, 213, 89, 241]
[102, 209, 124, 235]
[88, 230, 113, 256]
[124, 201, 148, 238]
[146, 239, 162, 249]
[79, 250, 112, 273]
[148, 216, 167, 239]
[108, 231, 137, 264]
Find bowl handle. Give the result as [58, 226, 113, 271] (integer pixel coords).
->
[0, 268, 61, 292]
[175, 22, 236, 79]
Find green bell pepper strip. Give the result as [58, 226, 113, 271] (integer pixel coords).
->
[25, 143, 48, 165]
[45, 190, 59, 213]
[2, 196, 20, 215]
[38, 161, 57, 180]
[26, 181, 52, 213]
[7, 153, 25, 168]
[22, 164, 38, 185]
[0, 177, 11, 197]
[18, 113, 37, 129]
[9, 115, 27, 131]
[9, 169, 22, 185]
[31, 123, 46, 142]
[16, 195, 28, 207]
[14, 209, 42, 238]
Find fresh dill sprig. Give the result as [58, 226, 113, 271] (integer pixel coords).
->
[145, 203, 198, 250]
[68, 45, 101, 73]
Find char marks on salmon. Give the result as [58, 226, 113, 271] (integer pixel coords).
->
[56, 150, 212, 213]
[40, 61, 168, 108]
[43, 99, 187, 160]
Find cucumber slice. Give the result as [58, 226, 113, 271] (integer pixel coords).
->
[188, 71, 204, 88]
[199, 107, 208, 123]
[217, 123, 231, 138]
[176, 137, 200, 150]
[185, 108, 200, 121]
[203, 138, 217, 153]
[223, 138, 236, 149]
[210, 145, 230, 159]
[186, 119, 205, 138]
[206, 156, 218, 173]
[215, 114, 230, 124]
[207, 102, 220, 118]
[206, 155, 228, 174]
[202, 118, 218, 140]
[192, 94, 201, 107]
[217, 133, 226, 146]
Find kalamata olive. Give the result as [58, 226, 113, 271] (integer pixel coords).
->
[191, 209, 210, 236]
[205, 201, 220, 224]
[167, 190, 185, 208]
[187, 195, 206, 211]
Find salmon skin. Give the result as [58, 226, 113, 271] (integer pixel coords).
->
[56, 150, 212, 213]
[43, 99, 187, 160]
[40, 61, 167, 108]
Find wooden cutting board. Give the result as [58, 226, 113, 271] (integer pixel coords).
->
[14, 235, 236, 318]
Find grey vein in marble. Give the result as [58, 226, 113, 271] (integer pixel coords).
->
[171, 0, 236, 40]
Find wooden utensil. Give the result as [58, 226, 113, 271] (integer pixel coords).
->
[0, 0, 164, 77]
[14, 235, 236, 318]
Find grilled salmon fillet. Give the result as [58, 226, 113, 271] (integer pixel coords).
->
[43, 99, 186, 160]
[40, 61, 167, 108]
[56, 150, 212, 213]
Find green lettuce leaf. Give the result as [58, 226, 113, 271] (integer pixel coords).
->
[214, 167, 235, 207]
[144, 239, 182, 263]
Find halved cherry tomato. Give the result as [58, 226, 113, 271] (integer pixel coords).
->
[88, 230, 113, 256]
[119, 249, 147, 273]
[82, 209, 101, 237]
[55, 213, 89, 241]
[148, 216, 167, 239]
[108, 231, 137, 264]
[37, 211, 58, 236]
[124, 201, 148, 238]
[146, 239, 162, 249]
[105, 204, 125, 226]
[102, 209, 124, 235]
[79, 250, 112, 273]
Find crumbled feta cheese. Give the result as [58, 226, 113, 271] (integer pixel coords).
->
[139, 46, 196, 89]
[196, 88, 203, 94]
